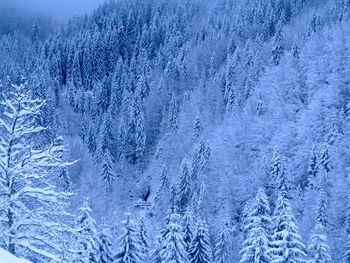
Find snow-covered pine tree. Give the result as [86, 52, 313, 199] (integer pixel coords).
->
[167, 92, 179, 132]
[193, 115, 203, 141]
[0, 84, 74, 261]
[307, 146, 318, 189]
[182, 209, 196, 252]
[214, 220, 232, 263]
[76, 198, 99, 263]
[138, 217, 150, 261]
[189, 220, 213, 263]
[176, 159, 192, 213]
[150, 235, 162, 263]
[269, 185, 306, 263]
[308, 222, 332, 263]
[155, 165, 171, 212]
[97, 108, 115, 159]
[115, 213, 145, 263]
[240, 189, 271, 263]
[160, 212, 189, 263]
[319, 145, 331, 174]
[97, 223, 114, 263]
[271, 23, 285, 66]
[315, 185, 328, 227]
[100, 149, 115, 191]
[191, 139, 211, 194]
[268, 147, 286, 204]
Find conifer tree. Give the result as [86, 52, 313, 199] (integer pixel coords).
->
[168, 93, 179, 131]
[214, 220, 231, 263]
[138, 217, 150, 261]
[97, 223, 114, 263]
[182, 210, 196, 252]
[270, 186, 306, 263]
[271, 23, 285, 66]
[268, 147, 286, 202]
[160, 212, 189, 263]
[315, 185, 328, 227]
[189, 220, 213, 263]
[308, 222, 332, 263]
[319, 145, 331, 173]
[100, 149, 115, 191]
[115, 213, 145, 263]
[76, 198, 99, 263]
[240, 189, 271, 263]
[307, 146, 318, 189]
[151, 235, 163, 263]
[176, 159, 192, 212]
[193, 115, 203, 141]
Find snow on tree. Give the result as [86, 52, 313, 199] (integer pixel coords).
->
[176, 159, 192, 213]
[167, 93, 179, 131]
[192, 115, 203, 141]
[271, 23, 285, 66]
[138, 217, 150, 261]
[315, 185, 328, 227]
[150, 235, 163, 263]
[268, 147, 287, 203]
[0, 83, 75, 261]
[115, 213, 145, 263]
[76, 198, 99, 263]
[160, 212, 189, 263]
[319, 145, 331, 174]
[181, 209, 196, 252]
[97, 223, 114, 263]
[100, 149, 115, 191]
[189, 220, 213, 263]
[214, 220, 232, 263]
[269, 186, 307, 263]
[308, 222, 332, 263]
[240, 189, 271, 263]
[307, 146, 319, 189]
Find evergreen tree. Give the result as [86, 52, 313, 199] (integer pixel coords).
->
[269, 186, 306, 263]
[214, 220, 231, 263]
[168, 93, 179, 131]
[76, 198, 99, 263]
[307, 146, 318, 189]
[151, 235, 163, 263]
[271, 23, 285, 66]
[115, 213, 145, 263]
[319, 145, 331, 173]
[98, 223, 114, 263]
[315, 185, 328, 227]
[160, 212, 189, 263]
[176, 159, 192, 212]
[138, 217, 150, 261]
[182, 210, 196, 252]
[240, 189, 271, 263]
[308, 222, 332, 263]
[189, 220, 213, 263]
[193, 115, 203, 141]
[100, 149, 115, 191]
[268, 147, 286, 202]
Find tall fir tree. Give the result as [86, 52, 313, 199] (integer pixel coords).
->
[115, 213, 145, 263]
[269, 186, 306, 263]
[76, 198, 99, 263]
[271, 23, 285, 66]
[176, 159, 192, 213]
[214, 220, 232, 263]
[189, 220, 213, 263]
[308, 222, 332, 263]
[160, 212, 189, 263]
[240, 189, 271, 263]
[97, 223, 114, 263]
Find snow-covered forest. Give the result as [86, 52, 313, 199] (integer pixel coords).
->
[1, 0, 350, 262]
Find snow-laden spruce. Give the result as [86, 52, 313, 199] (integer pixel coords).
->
[0, 84, 74, 261]
[240, 189, 271, 263]
[189, 220, 213, 263]
[269, 186, 307, 263]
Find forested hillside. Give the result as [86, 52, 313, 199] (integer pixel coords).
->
[1, 0, 350, 262]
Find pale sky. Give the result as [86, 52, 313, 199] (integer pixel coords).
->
[2, 0, 106, 22]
